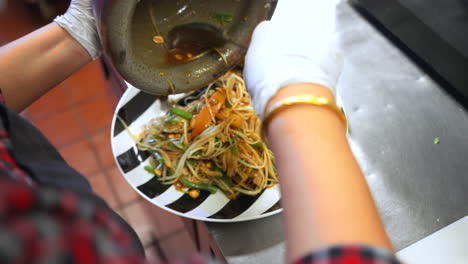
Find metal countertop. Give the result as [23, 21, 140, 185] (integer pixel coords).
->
[206, 2, 468, 263]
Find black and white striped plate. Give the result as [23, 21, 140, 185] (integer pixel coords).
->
[111, 84, 282, 222]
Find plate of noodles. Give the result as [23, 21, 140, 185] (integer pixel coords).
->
[111, 72, 281, 222]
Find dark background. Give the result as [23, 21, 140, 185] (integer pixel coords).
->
[351, 0, 468, 107]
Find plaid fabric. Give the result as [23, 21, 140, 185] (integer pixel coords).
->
[293, 245, 401, 264]
[0, 178, 215, 264]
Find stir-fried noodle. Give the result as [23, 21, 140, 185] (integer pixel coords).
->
[130, 72, 277, 199]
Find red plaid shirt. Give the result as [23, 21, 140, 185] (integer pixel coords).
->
[293, 246, 401, 264]
[0, 93, 401, 264]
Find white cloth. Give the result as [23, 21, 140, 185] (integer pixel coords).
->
[54, 0, 101, 60]
[244, 0, 343, 120]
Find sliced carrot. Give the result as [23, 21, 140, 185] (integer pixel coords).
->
[191, 89, 226, 139]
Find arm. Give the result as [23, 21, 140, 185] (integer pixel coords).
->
[244, 1, 394, 262]
[0, 23, 91, 112]
[0, 0, 100, 112]
[266, 83, 392, 262]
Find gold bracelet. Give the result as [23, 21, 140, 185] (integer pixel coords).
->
[262, 95, 348, 140]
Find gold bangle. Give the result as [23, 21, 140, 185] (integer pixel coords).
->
[262, 95, 348, 140]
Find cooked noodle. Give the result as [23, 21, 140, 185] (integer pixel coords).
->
[135, 72, 277, 199]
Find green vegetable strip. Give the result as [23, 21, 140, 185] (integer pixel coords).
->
[144, 165, 155, 174]
[164, 115, 180, 124]
[249, 142, 263, 148]
[181, 178, 218, 194]
[170, 108, 193, 120]
[148, 151, 166, 166]
[169, 142, 189, 151]
[231, 144, 239, 154]
[216, 173, 233, 187]
[213, 166, 233, 186]
[167, 167, 175, 175]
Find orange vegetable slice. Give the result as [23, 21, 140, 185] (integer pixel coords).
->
[191, 89, 226, 139]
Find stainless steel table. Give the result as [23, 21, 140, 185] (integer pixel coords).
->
[206, 2, 468, 263]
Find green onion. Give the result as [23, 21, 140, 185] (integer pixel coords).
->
[249, 142, 263, 148]
[164, 115, 180, 124]
[169, 108, 193, 120]
[231, 144, 239, 154]
[214, 165, 234, 187]
[187, 159, 195, 165]
[144, 165, 155, 174]
[167, 167, 175, 175]
[216, 173, 233, 187]
[212, 168, 223, 178]
[212, 166, 231, 186]
[222, 175, 233, 187]
[169, 142, 189, 151]
[211, 12, 233, 23]
[155, 136, 168, 141]
[148, 151, 165, 166]
[181, 178, 218, 194]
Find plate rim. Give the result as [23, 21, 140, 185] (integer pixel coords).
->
[110, 84, 282, 223]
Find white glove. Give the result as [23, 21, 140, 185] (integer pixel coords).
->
[54, 0, 101, 60]
[244, 0, 343, 120]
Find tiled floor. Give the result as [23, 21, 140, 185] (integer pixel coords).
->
[1, 0, 198, 261]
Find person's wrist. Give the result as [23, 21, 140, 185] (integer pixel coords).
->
[266, 102, 347, 142]
[266, 83, 336, 109]
[264, 83, 346, 138]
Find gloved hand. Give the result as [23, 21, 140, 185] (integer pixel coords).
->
[244, 0, 343, 120]
[54, 0, 101, 60]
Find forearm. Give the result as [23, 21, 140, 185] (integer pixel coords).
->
[0, 22, 91, 112]
[267, 84, 393, 263]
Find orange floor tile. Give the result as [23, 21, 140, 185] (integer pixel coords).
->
[107, 166, 140, 205]
[88, 172, 119, 209]
[34, 107, 86, 147]
[27, 84, 73, 121]
[77, 94, 115, 134]
[65, 61, 110, 104]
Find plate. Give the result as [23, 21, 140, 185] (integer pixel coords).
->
[110, 84, 282, 222]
